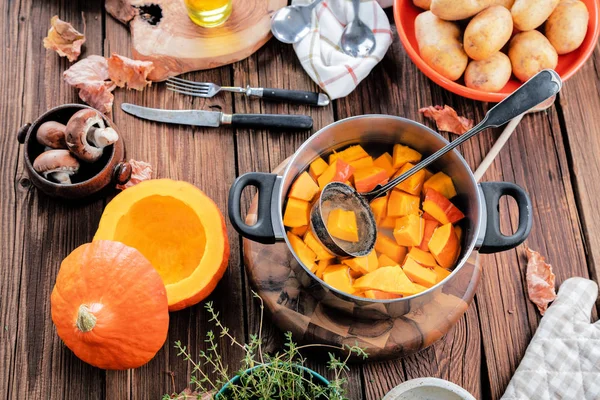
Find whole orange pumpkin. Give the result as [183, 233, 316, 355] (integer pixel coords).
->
[51, 240, 169, 370]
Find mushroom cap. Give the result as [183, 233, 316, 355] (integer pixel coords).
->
[65, 109, 106, 163]
[33, 149, 80, 177]
[36, 121, 67, 149]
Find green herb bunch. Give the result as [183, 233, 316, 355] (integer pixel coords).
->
[165, 293, 367, 400]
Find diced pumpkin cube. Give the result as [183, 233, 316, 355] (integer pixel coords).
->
[315, 258, 333, 279]
[392, 144, 422, 168]
[422, 189, 465, 225]
[287, 232, 317, 270]
[289, 171, 320, 202]
[364, 290, 402, 299]
[379, 216, 397, 229]
[406, 247, 439, 268]
[322, 264, 356, 294]
[387, 191, 420, 217]
[393, 214, 424, 247]
[393, 163, 426, 195]
[318, 159, 355, 189]
[370, 195, 388, 226]
[418, 219, 440, 251]
[353, 266, 419, 296]
[413, 283, 429, 293]
[354, 166, 388, 193]
[343, 250, 378, 274]
[290, 225, 309, 236]
[304, 230, 335, 261]
[402, 258, 437, 287]
[433, 265, 451, 283]
[337, 145, 370, 163]
[423, 169, 434, 182]
[423, 212, 437, 221]
[423, 172, 457, 199]
[327, 209, 359, 242]
[283, 198, 310, 227]
[454, 225, 463, 243]
[348, 269, 363, 279]
[375, 234, 407, 263]
[328, 151, 339, 165]
[377, 254, 398, 268]
[309, 157, 329, 180]
[373, 152, 396, 178]
[349, 157, 374, 169]
[428, 223, 460, 268]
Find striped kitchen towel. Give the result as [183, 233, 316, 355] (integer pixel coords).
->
[292, 0, 393, 100]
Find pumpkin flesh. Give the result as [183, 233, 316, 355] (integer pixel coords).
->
[94, 179, 230, 311]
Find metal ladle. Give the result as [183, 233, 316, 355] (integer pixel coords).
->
[270, 0, 324, 44]
[311, 69, 563, 258]
[340, 0, 376, 57]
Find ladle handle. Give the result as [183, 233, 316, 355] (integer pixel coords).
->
[367, 69, 562, 200]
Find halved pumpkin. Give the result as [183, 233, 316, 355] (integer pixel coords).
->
[94, 179, 230, 311]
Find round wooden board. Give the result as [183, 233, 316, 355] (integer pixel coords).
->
[243, 161, 482, 360]
[105, 0, 286, 81]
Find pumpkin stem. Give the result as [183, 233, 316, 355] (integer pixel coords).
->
[76, 304, 97, 333]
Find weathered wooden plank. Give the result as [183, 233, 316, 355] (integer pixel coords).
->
[557, 44, 600, 283]
[456, 89, 591, 398]
[0, 0, 33, 396]
[229, 37, 368, 397]
[104, 10, 245, 400]
[6, 1, 107, 399]
[334, 27, 482, 399]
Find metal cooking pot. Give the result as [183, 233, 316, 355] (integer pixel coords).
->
[229, 115, 532, 319]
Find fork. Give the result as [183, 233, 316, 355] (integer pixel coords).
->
[166, 77, 330, 107]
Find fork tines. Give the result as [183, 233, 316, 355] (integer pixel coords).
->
[166, 77, 213, 98]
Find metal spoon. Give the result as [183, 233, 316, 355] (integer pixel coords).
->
[340, 0, 376, 57]
[311, 69, 563, 258]
[270, 0, 324, 44]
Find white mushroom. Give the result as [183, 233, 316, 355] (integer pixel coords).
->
[65, 109, 119, 163]
[33, 149, 80, 184]
[36, 121, 67, 149]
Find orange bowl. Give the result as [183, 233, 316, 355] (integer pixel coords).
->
[394, 0, 599, 102]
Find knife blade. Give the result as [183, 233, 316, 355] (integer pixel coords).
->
[121, 103, 313, 131]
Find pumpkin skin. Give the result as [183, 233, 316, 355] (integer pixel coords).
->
[94, 179, 230, 311]
[51, 240, 169, 370]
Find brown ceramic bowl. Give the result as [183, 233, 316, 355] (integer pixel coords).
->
[17, 104, 131, 199]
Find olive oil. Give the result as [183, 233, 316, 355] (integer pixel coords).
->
[184, 0, 233, 28]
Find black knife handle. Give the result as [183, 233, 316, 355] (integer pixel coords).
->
[261, 88, 330, 106]
[231, 114, 313, 131]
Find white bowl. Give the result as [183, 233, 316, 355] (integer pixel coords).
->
[383, 378, 476, 400]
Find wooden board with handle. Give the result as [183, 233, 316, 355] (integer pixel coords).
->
[105, 0, 286, 81]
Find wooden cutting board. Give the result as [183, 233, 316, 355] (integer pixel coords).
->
[105, 0, 286, 81]
[243, 161, 482, 360]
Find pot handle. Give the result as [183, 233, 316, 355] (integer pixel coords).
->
[17, 123, 31, 144]
[228, 172, 280, 244]
[113, 162, 132, 186]
[479, 182, 532, 254]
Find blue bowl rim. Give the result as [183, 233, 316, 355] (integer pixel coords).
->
[216, 363, 330, 397]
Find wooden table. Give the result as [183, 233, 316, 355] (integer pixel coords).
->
[2, 1, 599, 399]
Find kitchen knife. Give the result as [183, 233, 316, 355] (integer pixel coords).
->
[121, 103, 313, 131]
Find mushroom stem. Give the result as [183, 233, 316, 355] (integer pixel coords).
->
[47, 171, 74, 184]
[87, 126, 119, 148]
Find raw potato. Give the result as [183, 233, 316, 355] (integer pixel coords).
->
[464, 6, 513, 61]
[545, 0, 590, 55]
[413, 0, 431, 10]
[491, 0, 514, 7]
[465, 53, 512, 92]
[415, 11, 468, 81]
[509, 31, 558, 82]
[430, 0, 492, 21]
[511, 0, 560, 31]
